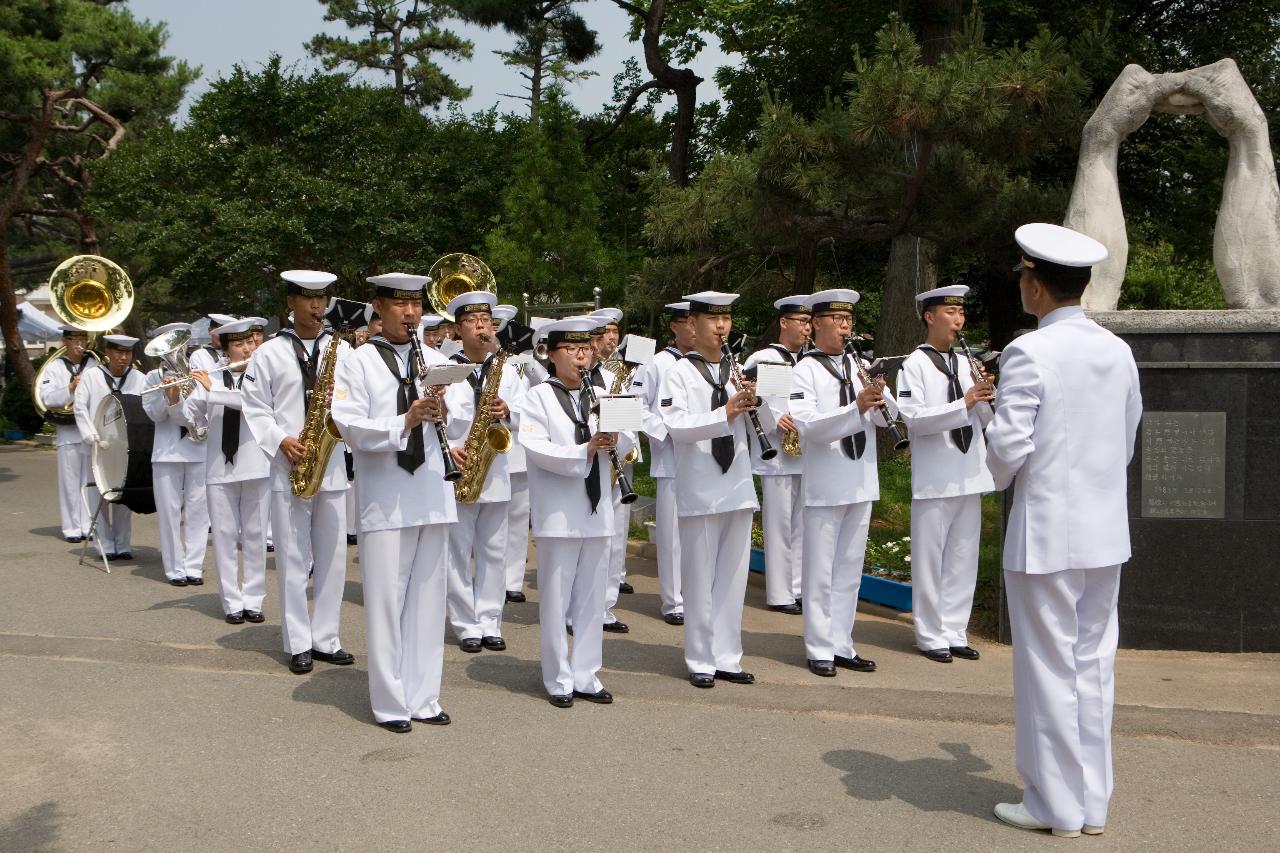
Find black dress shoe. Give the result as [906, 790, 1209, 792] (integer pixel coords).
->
[225, 611, 245, 625]
[65, 535, 84, 543]
[808, 659, 836, 677]
[835, 654, 877, 672]
[115, 552, 133, 560]
[768, 602, 803, 615]
[346, 534, 357, 546]
[949, 645, 980, 660]
[921, 648, 953, 664]
[312, 648, 355, 665]
[618, 581, 634, 595]
[689, 673, 715, 688]
[714, 669, 755, 684]
[412, 712, 451, 725]
[566, 625, 573, 636]
[663, 612, 684, 626]
[266, 544, 274, 553]
[289, 651, 313, 674]
[185, 576, 204, 586]
[243, 610, 264, 623]
[795, 598, 803, 612]
[168, 577, 188, 587]
[505, 590, 526, 603]
[548, 694, 574, 708]
[459, 638, 482, 653]
[603, 621, 629, 633]
[573, 689, 614, 704]
[481, 636, 506, 651]
[378, 719, 411, 733]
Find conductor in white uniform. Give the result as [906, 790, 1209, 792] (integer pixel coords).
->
[988, 223, 1142, 839]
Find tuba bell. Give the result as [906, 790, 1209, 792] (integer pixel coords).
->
[428, 253, 497, 322]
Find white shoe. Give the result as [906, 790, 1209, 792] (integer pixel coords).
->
[1082, 825, 1105, 836]
[994, 802, 1082, 838]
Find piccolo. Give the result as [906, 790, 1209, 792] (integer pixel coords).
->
[141, 359, 251, 393]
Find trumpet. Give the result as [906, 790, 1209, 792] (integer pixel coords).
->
[721, 335, 777, 461]
[141, 359, 252, 394]
[578, 368, 638, 505]
[845, 335, 910, 451]
[407, 324, 462, 482]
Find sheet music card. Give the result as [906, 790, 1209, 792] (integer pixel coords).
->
[597, 395, 643, 432]
[621, 334, 656, 366]
[421, 363, 476, 386]
[754, 362, 794, 398]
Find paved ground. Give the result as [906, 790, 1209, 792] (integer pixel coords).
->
[1, 444, 1277, 852]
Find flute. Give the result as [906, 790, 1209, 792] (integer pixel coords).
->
[407, 325, 462, 482]
[845, 335, 910, 451]
[577, 368, 638, 505]
[720, 335, 778, 460]
[141, 359, 251, 394]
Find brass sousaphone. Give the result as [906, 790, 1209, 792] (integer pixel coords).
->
[428, 253, 497, 322]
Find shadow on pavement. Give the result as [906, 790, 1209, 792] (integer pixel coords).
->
[462, 654, 545, 700]
[146, 591, 225, 621]
[742, 617, 914, 667]
[291, 664, 372, 725]
[27, 525, 63, 539]
[597, 636, 689, 680]
[0, 466, 16, 484]
[0, 800, 62, 853]
[342, 578, 364, 607]
[823, 742, 1019, 820]
[215, 622, 285, 665]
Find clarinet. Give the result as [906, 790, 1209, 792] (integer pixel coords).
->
[956, 332, 995, 418]
[721, 335, 778, 460]
[844, 335, 910, 451]
[407, 326, 462, 482]
[577, 368, 638, 505]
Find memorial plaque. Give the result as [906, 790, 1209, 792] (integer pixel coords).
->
[1141, 411, 1227, 519]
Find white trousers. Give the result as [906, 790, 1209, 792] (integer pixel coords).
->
[678, 509, 752, 675]
[84, 480, 131, 554]
[345, 485, 356, 536]
[802, 502, 872, 661]
[536, 536, 609, 696]
[270, 488, 347, 656]
[152, 460, 210, 580]
[1005, 566, 1121, 832]
[910, 494, 981, 650]
[603, 489, 632, 624]
[360, 525, 449, 723]
[446, 500, 509, 640]
[654, 477, 683, 615]
[56, 442, 89, 538]
[208, 479, 269, 615]
[761, 474, 803, 606]
[504, 472, 530, 592]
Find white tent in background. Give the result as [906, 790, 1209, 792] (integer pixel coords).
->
[16, 302, 63, 342]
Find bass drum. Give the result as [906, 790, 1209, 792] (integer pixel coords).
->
[91, 393, 156, 514]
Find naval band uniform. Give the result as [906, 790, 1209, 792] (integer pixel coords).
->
[39, 342, 93, 540]
[143, 361, 210, 584]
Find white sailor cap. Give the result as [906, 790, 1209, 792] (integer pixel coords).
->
[807, 288, 860, 314]
[206, 312, 237, 328]
[446, 290, 497, 319]
[493, 304, 517, 331]
[281, 270, 337, 294]
[682, 291, 739, 315]
[216, 318, 259, 341]
[60, 325, 89, 337]
[541, 316, 598, 348]
[591, 307, 623, 326]
[773, 296, 812, 315]
[915, 284, 970, 315]
[367, 272, 430, 299]
[244, 316, 268, 331]
[1013, 223, 1108, 273]
[663, 301, 691, 319]
[102, 334, 139, 350]
[420, 314, 446, 330]
[148, 322, 191, 338]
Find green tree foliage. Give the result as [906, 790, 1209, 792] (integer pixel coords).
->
[306, 0, 474, 109]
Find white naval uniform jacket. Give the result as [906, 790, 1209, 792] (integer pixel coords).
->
[443, 353, 525, 503]
[240, 331, 350, 494]
[518, 381, 634, 539]
[331, 340, 458, 533]
[986, 306, 1142, 575]
[38, 355, 90, 446]
[183, 370, 271, 484]
[142, 369, 204, 464]
[896, 347, 995, 500]
[744, 345, 804, 477]
[791, 351, 898, 507]
[659, 355, 772, 517]
[188, 346, 220, 374]
[503, 356, 540, 476]
[636, 347, 682, 478]
[73, 364, 147, 443]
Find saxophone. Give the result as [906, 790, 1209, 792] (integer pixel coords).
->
[605, 358, 640, 475]
[454, 348, 513, 504]
[289, 331, 345, 498]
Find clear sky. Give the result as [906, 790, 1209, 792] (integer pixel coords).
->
[125, 0, 730, 123]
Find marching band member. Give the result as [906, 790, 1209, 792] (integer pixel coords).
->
[635, 302, 694, 626]
[38, 326, 94, 542]
[189, 313, 235, 373]
[661, 291, 773, 688]
[743, 296, 811, 615]
[493, 304, 532, 604]
[442, 291, 523, 653]
[989, 224, 1141, 838]
[183, 317, 271, 623]
[73, 334, 146, 560]
[332, 272, 456, 732]
[791, 289, 893, 678]
[143, 323, 211, 587]
[421, 314, 446, 349]
[241, 271, 353, 675]
[590, 307, 635, 633]
[896, 284, 995, 663]
[518, 317, 631, 707]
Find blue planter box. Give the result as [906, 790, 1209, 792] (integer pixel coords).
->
[751, 548, 913, 612]
[3, 429, 25, 441]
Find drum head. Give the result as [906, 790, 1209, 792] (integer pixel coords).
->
[92, 395, 130, 500]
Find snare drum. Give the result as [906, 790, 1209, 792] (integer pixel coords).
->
[92, 393, 157, 514]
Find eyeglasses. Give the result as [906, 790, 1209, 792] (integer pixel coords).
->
[781, 315, 812, 324]
[816, 313, 854, 326]
[557, 345, 594, 356]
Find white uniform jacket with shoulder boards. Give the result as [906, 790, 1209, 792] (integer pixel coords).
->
[182, 370, 271, 484]
[659, 355, 771, 517]
[518, 381, 634, 538]
[635, 347, 681, 478]
[897, 347, 995, 500]
[791, 351, 897, 507]
[240, 330, 349, 494]
[142, 369, 204, 464]
[743, 345, 804, 477]
[331, 340, 458, 532]
[38, 355, 91, 446]
[73, 364, 147, 443]
[443, 353, 525, 503]
[985, 306, 1142, 575]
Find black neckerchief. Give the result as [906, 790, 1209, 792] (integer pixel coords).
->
[546, 379, 602, 513]
[278, 328, 330, 414]
[220, 370, 243, 463]
[452, 351, 493, 409]
[366, 337, 425, 474]
[589, 363, 606, 389]
[102, 364, 133, 395]
[662, 345, 683, 360]
[60, 353, 92, 377]
[683, 352, 736, 474]
[803, 350, 866, 460]
[919, 345, 973, 453]
[767, 344, 798, 366]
